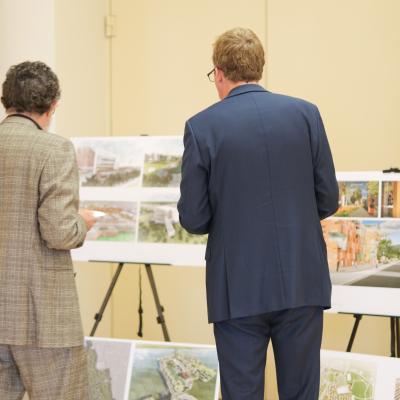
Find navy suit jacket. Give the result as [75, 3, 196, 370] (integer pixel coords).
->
[178, 84, 338, 323]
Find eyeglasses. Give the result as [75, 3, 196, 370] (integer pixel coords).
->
[207, 68, 215, 82]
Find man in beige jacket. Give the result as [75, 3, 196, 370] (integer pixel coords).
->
[0, 61, 95, 400]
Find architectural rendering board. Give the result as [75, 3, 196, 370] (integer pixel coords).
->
[324, 219, 400, 288]
[129, 341, 219, 400]
[71, 138, 400, 314]
[382, 181, 400, 218]
[84, 337, 219, 400]
[83, 338, 400, 400]
[325, 172, 400, 316]
[336, 181, 379, 218]
[81, 201, 138, 242]
[85, 337, 133, 400]
[74, 137, 144, 188]
[320, 350, 400, 399]
[72, 136, 206, 266]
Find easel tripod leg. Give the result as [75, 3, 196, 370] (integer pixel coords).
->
[391, 317, 396, 357]
[346, 314, 362, 352]
[396, 317, 400, 358]
[90, 262, 125, 336]
[145, 263, 170, 342]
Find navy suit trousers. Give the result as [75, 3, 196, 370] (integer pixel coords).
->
[214, 306, 323, 400]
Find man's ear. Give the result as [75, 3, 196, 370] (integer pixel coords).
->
[47, 100, 59, 116]
[215, 67, 224, 83]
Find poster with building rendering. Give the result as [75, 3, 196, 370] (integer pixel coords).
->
[81, 201, 138, 242]
[71, 136, 206, 266]
[336, 181, 379, 218]
[323, 172, 400, 316]
[74, 137, 144, 188]
[141, 136, 182, 188]
[323, 219, 400, 288]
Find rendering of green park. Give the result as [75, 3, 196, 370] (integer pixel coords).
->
[80, 200, 207, 245]
[141, 137, 183, 188]
[138, 202, 207, 245]
[81, 201, 138, 242]
[319, 357, 376, 400]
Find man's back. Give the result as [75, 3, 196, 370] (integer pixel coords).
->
[178, 28, 338, 400]
[0, 116, 85, 347]
[0, 60, 92, 400]
[179, 84, 338, 322]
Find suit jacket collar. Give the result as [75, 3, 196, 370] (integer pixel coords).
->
[226, 83, 267, 99]
[1, 114, 41, 130]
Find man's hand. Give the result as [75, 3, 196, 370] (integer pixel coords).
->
[79, 209, 96, 230]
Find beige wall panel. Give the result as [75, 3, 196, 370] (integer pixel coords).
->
[111, 265, 212, 343]
[267, 0, 400, 170]
[55, 0, 113, 337]
[111, 0, 267, 134]
[323, 313, 391, 355]
[55, 0, 111, 136]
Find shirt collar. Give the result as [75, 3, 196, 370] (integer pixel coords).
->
[225, 83, 267, 99]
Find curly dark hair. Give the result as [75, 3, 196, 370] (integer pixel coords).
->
[1, 61, 60, 114]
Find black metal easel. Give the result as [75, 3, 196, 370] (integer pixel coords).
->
[89, 262, 170, 341]
[345, 313, 400, 357]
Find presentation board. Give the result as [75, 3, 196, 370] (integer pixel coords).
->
[85, 337, 220, 400]
[71, 137, 400, 316]
[84, 337, 399, 400]
[326, 172, 400, 317]
[72, 136, 206, 266]
[320, 349, 400, 399]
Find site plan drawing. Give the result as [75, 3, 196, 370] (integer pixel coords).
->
[320, 350, 400, 400]
[129, 341, 219, 400]
[85, 338, 133, 400]
[83, 337, 219, 400]
[320, 356, 376, 399]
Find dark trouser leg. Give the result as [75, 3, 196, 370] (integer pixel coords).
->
[214, 315, 270, 400]
[271, 306, 323, 400]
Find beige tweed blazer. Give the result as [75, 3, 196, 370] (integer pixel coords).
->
[0, 115, 87, 347]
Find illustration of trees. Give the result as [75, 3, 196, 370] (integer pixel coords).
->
[377, 238, 400, 261]
[350, 188, 362, 205]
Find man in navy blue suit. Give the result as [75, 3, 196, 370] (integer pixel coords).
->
[178, 28, 338, 399]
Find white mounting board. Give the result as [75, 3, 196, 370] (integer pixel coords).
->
[71, 136, 400, 316]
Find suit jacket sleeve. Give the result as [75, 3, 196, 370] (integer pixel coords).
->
[38, 139, 87, 250]
[178, 121, 211, 234]
[310, 106, 339, 220]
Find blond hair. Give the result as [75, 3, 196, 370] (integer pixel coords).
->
[212, 28, 265, 82]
